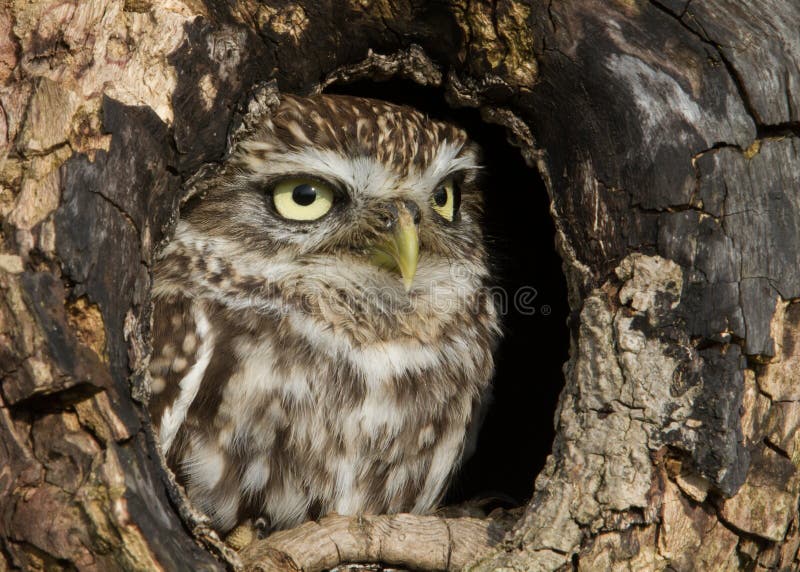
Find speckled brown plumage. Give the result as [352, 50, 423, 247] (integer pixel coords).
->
[148, 93, 501, 534]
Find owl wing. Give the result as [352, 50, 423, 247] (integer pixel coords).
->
[147, 295, 245, 531]
[148, 295, 204, 452]
[462, 385, 493, 463]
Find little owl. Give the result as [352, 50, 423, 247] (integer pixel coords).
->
[148, 90, 501, 535]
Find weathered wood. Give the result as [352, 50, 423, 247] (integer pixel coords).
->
[676, 0, 800, 126]
[240, 513, 510, 572]
[2, 0, 800, 570]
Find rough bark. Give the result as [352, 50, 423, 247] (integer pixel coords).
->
[1, 0, 799, 571]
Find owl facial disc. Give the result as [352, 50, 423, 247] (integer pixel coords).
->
[369, 200, 420, 291]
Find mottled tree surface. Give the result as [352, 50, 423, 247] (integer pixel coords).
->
[1, 1, 799, 571]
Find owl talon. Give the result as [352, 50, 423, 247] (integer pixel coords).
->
[253, 516, 271, 539]
[225, 521, 256, 550]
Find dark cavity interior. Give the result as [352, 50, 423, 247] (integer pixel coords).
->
[325, 78, 569, 507]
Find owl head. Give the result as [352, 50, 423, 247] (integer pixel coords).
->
[163, 93, 491, 342]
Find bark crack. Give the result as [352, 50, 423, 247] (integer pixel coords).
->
[546, 0, 557, 33]
[647, 1, 757, 123]
[762, 437, 791, 460]
[88, 188, 140, 236]
[678, 0, 692, 19]
[13, 140, 73, 161]
[650, 0, 800, 139]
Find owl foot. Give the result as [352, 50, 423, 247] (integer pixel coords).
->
[225, 521, 256, 550]
[225, 515, 273, 550]
[435, 491, 519, 518]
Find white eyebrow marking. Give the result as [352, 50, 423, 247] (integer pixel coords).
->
[238, 141, 479, 201]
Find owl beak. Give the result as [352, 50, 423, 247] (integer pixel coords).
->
[370, 201, 420, 292]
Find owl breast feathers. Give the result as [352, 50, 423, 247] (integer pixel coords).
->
[148, 93, 501, 534]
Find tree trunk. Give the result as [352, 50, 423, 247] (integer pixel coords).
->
[2, 0, 799, 570]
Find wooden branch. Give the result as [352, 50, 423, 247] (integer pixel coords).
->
[239, 513, 510, 572]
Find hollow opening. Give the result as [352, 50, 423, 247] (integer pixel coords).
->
[324, 78, 569, 507]
[146, 76, 570, 539]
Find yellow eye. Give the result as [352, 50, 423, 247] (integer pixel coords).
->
[431, 178, 461, 222]
[272, 178, 335, 221]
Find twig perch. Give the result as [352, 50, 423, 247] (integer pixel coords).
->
[240, 513, 510, 572]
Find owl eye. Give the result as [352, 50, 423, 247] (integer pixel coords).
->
[272, 178, 335, 221]
[431, 178, 461, 222]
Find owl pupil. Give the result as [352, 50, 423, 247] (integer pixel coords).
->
[292, 184, 317, 206]
[434, 187, 448, 207]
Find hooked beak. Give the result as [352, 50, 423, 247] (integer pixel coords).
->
[370, 201, 420, 292]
